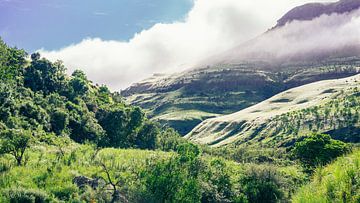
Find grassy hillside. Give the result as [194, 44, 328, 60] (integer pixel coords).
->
[293, 149, 360, 203]
[123, 59, 360, 135]
[186, 74, 360, 147]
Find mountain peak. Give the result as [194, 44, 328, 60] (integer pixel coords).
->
[276, 0, 360, 27]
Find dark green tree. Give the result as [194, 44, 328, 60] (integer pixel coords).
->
[24, 54, 67, 95]
[0, 129, 32, 166]
[50, 109, 69, 135]
[69, 70, 89, 98]
[239, 166, 283, 203]
[136, 122, 159, 150]
[293, 133, 350, 169]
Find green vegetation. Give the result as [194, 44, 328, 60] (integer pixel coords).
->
[0, 38, 177, 151]
[1, 38, 360, 202]
[0, 140, 308, 202]
[293, 133, 350, 170]
[293, 150, 360, 203]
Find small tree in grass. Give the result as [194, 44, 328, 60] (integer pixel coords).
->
[0, 129, 32, 166]
[293, 133, 350, 170]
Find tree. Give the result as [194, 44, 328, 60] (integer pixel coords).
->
[239, 166, 283, 203]
[293, 133, 350, 169]
[50, 109, 69, 135]
[0, 39, 27, 82]
[201, 159, 234, 203]
[96, 105, 146, 148]
[156, 128, 186, 152]
[69, 70, 90, 98]
[0, 129, 32, 166]
[96, 107, 129, 148]
[142, 147, 202, 203]
[136, 122, 158, 150]
[24, 54, 67, 95]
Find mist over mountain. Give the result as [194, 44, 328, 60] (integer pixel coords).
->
[206, 0, 360, 66]
[276, 0, 360, 27]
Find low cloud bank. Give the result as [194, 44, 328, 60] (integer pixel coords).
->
[41, 0, 337, 90]
[219, 8, 360, 64]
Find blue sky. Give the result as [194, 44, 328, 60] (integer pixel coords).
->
[0, 0, 193, 52]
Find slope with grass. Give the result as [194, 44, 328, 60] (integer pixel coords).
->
[186, 73, 360, 147]
[123, 60, 360, 135]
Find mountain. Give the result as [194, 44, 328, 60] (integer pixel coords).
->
[123, 59, 360, 135]
[123, 0, 360, 135]
[276, 0, 360, 27]
[186, 73, 360, 147]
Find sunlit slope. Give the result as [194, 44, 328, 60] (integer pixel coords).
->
[186, 73, 360, 147]
[123, 60, 360, 135]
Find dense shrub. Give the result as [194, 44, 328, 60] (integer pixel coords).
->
[293, 133, 350, 170]
[239, 165, 284, 203]
[1, 188, 53, 203]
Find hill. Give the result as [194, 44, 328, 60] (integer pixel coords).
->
[186, 73, 360, 147]
[123, 59, 360, 135]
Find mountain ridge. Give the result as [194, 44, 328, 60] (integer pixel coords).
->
[275, 0, 360, 27]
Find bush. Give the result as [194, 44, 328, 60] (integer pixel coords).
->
[239, 165, 283, 203]
[1, 188, 54, 203]
[293, 133, 350, 170]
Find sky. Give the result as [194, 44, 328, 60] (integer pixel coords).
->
[0, 0, 193, 51]
[1, 0, 339, 90]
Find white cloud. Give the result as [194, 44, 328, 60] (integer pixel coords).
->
[40, 0, 337, 90]
[219, 8, 360, 63]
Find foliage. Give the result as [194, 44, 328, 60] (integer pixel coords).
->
[239, 165, 284, 203]
[293, 150, 360, 203]
[0, 129, 32, 166]
[0, 40, 181, 151]
[293, 133, 350, 170]
[1, 187, 53, 203]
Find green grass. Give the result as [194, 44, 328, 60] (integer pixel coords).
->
[0, 142, 172, 202]
[292, 150, 360, 203]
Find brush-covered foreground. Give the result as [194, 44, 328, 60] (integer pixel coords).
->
[0, 139, 308, 203]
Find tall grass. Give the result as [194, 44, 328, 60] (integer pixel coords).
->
[293, 150, 360, 203]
